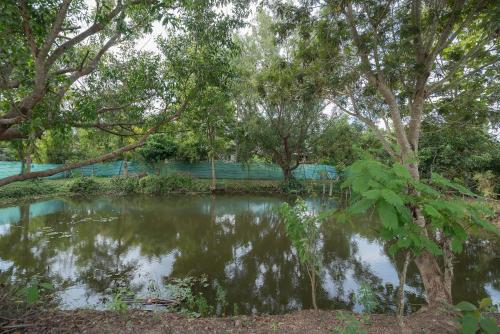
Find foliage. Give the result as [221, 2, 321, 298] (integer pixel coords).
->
[454, 298, 499, 334]
[341, 159, 499, 258]
[279, 178, 305, 194]
[214, 279, 228, 316]
[279, 198, 325, 309]
[68, 176, 100, 194]
[165, 275, 214, 317]
[0, 178, 57, 199]
[138, 174, 204, 194]
[311, 116, 389, 171]
[331, 311, 368, 334]
[107, 176, 139, 195]
[139, 134, 178, 165]
[473, 171, 497, 199]
[107, 287, 133, 313]
[21, 277, 54, 305]
[355, 282, 378, 314]
[233, 11, 325, 180]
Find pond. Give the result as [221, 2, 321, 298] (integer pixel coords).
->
[0, 194, 498, 315]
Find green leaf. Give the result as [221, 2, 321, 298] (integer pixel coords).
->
[25, 286, 39, 305]
[451, 238, 463, 253]
[377, 201, 398, 230]
[423, 204, 442, 219]
[474, 219, 500, 236]
[431, 173, 475, 196]
[478, 298, 492, 310]
[392, 163, 411, 179]
[479, 317, 499, 334]
[39, 282, 54, 290]
[380, 189, 404, 207]
[349, 198, 375, 214]
[455, 301, 477, 312]
[422, 238, 442, 255]
[461, 314, 479, 334]
[362, 189, 381, 200]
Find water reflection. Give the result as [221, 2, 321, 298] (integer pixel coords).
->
[0, 195, 498, 314]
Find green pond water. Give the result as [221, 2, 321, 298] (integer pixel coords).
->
[0, 194, 498, 314]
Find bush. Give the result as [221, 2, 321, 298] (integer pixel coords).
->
[68, 176, 100, 194]
[279, 178, 305, 194]
[107, 176, 139, 194]
[138, 174, 202, 194]
[0, 179, 56, 199]
[163, 174, 196, 192]
[138, 175, 163, 194]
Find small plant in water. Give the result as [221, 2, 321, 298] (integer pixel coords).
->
[165, 275, 214, 317]
[454, 298, 499, 334]
[279, 198, 325, 309]
[107, 287, 133, 313]
[214, 279, 228, 316]
[355, 282, 378, 314]
[22, 277, 54, 305]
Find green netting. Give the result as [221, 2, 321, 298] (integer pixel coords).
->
[0, 160, 336, 181]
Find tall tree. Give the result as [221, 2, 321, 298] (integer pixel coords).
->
[0, 0, 247, 186]
[234, 11, 325, 182]
[274, 0, 498, 307]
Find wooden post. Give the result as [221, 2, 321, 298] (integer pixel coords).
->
[329, 180, 333, 197]
[123, 157, 128, 177]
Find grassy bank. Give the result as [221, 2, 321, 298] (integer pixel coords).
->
[0, 175, 324, 206]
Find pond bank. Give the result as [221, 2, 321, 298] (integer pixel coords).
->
[15, 309, 471, 334]
[0, 177, 294, 207]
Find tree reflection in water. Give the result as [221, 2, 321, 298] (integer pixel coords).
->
[0, 195, 497, 314]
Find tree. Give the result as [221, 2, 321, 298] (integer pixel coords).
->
[0, 0, 247, 186]
[274, 0, 498, 307]
[234, 11, 325, 182]
[139, 134, 177, 168]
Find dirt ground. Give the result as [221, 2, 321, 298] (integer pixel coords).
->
[1, 308, 486, 334]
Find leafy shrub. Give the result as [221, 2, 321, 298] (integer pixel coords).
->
[22, 277, 54, 305]
[455, 298, 499, 334]
[162, 174, 196, 192]
[139, 174, 201, 194]
[331, 311, 368, 334]
[279, 199, 325, 309]
[279, 178, 305, 194]
[0, 179, 56, 199]
[107, 287, 133, 313]
[138, 175, 163, 194]
[107, 176, 139, 194]
[69, 176, 100, 194]
[355, 282, 378, 314]
[165, 275, 214, 317]
[473, 171, 496, 198]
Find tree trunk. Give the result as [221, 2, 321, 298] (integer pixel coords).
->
[210, 155, 216, 192]
[443, 237, 454, 298]
[397, 252, 411, 328]
[406, 163, 452, 308]
[283, 167, 292, 183]
[414, 250, 451, 308]
[24, 141, 32, 174]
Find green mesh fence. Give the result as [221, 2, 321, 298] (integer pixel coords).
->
[0, 160, 336, 181]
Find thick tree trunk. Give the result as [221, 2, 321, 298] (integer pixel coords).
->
[407, 164, 452, 308]
[414, 251, 451, 308]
